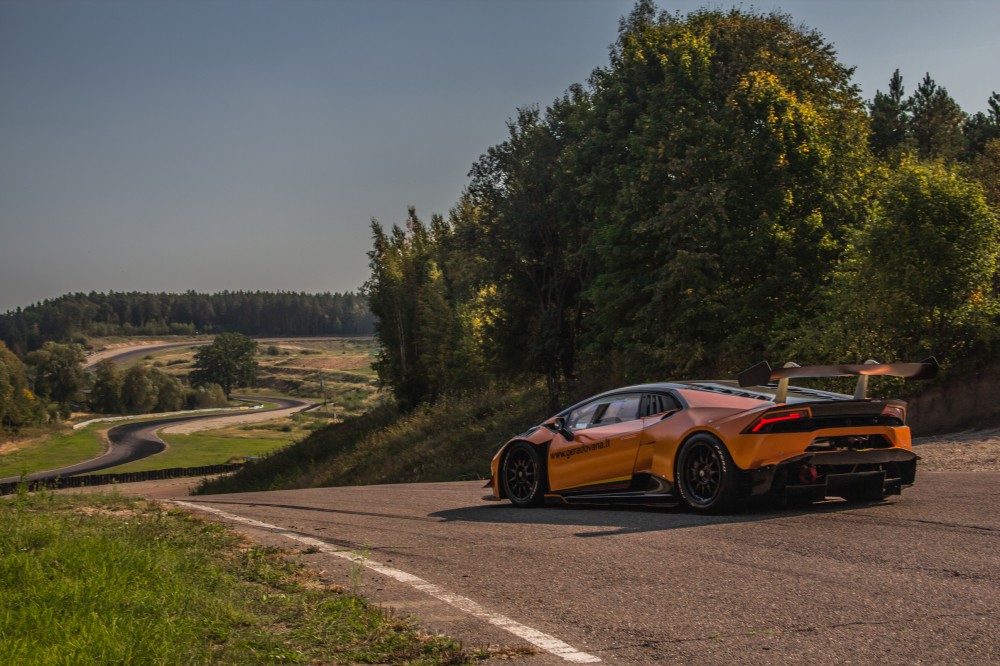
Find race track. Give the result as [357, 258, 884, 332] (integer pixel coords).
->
[0, 397, 308, 485]
[177, 473, 1000, 665]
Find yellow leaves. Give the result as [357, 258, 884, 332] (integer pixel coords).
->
[23, 388, 35, 402]
[731, 69, 836, 167]
[469, 284, 501, 349]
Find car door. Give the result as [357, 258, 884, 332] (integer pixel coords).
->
[633, 392, 683, 475]
[547, 393, 645, 492]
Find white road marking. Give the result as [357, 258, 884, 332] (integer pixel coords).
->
[173, 501, 601, 663]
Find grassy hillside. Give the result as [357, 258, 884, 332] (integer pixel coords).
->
[195, 384, 550, 495]
[1, 490, 464, 664]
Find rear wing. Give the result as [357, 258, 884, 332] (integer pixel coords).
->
[737, 358, 939, 403]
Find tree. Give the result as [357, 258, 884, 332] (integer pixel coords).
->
[0, 340, 43, 428]
[579, 5, 872, 378]
[121, 365, 158, 414]
[364, 209, 471, 409]
[151, 368, 185, 412]
[189, 332, 258, 398]
[186, 383, 228, 409]
[802, 161, 1000, 365]
[869, 69, 910, 159]
[909, 73, 966, 161]
[25, 342, 87, 406]
[963, 92, 1000, 159]
[968, 137, 1000, 208]
[464, 91, 591, 407]
[89, 359, 123, 413]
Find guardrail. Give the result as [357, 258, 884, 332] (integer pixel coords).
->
[0, 463, 244, 496]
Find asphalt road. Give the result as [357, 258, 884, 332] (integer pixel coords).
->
[84, 340, 210, 369]
[177, 474, 1000, 665]
[0, 397, 308, 484]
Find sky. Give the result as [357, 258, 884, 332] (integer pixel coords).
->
[1, 0, 998, 314]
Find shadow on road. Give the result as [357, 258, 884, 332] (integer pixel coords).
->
[430, 497, 885, 537]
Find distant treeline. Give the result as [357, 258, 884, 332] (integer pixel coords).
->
[0, 290, 374, 352]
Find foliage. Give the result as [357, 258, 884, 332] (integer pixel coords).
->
[963, 92, 1000, 159]
[150, 367, 186, 412]
[120, 365, 158, 413]
[869, 71, 998, 165]
[869, 69, 909, 159]
[464, 92, 591, 408]
[909, 73, 966, 162]
[363, 210, 477, 410]
[967, 137, 1000, 208]
[190, 332, 259, 398]
[186, 383, 229, 409]
[25, 342, 87, 407]
[0, 340, 44, 429]
[578, 4, 872, 379]
[88, 359, 123, 413]
[0, 290, 374, 353]
[359, 2, 1000, 416]
[795, 161, 1000, 367]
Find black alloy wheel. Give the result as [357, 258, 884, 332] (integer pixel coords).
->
[676, 435, 739, 513]
[502, 442, 546, 507]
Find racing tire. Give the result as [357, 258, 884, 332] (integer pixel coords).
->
[676, 434, 740, 513]
[501, 442, 547, 507]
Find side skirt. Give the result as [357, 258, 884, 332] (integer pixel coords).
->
[545, 473, 678, 506]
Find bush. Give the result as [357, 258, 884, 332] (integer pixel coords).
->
[186, 384, 228, 409]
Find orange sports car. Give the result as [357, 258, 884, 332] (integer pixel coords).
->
[485, 359, 938, 513]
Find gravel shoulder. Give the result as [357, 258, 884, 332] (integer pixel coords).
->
[913, 428, 1000, 471]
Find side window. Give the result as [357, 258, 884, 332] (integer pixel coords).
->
[642, 393, 680, 417]
[567, 394, 642, 430]
[566, 400, 601, 430]
[595, 394, 642, 425]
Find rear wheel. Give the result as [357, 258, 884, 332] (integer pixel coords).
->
[676, 434, 740, 513]
[501, 442, 546, 507]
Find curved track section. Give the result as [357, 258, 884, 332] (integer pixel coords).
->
[0, 397, 307, 484]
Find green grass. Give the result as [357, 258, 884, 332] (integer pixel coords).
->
[0, 408, 270, 479]
[0, 425, 106, 479]
[196, 383, 551, 495]
[96, 430, 296, 474]
[0, 490, 468, 664]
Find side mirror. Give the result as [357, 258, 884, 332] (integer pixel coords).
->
[553, 416, 574, 441]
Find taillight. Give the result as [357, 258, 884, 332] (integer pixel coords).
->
[749, 408, 811, 433]
[880, 404, 906, 424]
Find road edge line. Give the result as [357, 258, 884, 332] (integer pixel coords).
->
[173, 501, 601, 663]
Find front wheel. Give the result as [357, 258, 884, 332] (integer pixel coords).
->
[501, 442, 546, 507]
[676, 434, 740, 513]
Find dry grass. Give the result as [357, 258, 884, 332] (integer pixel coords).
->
[196, 383, 551, 495]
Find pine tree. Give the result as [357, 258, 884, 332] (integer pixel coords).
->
[909, 73, 966, 161]
[869, 69, 910, 158]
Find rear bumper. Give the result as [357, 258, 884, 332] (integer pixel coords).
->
[745, 448, 918, 502]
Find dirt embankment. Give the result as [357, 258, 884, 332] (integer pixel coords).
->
[908, 363, 1000, 435]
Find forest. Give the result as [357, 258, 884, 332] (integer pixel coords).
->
[364, 3, 1000, 412]
[0, 290, 373, 354]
